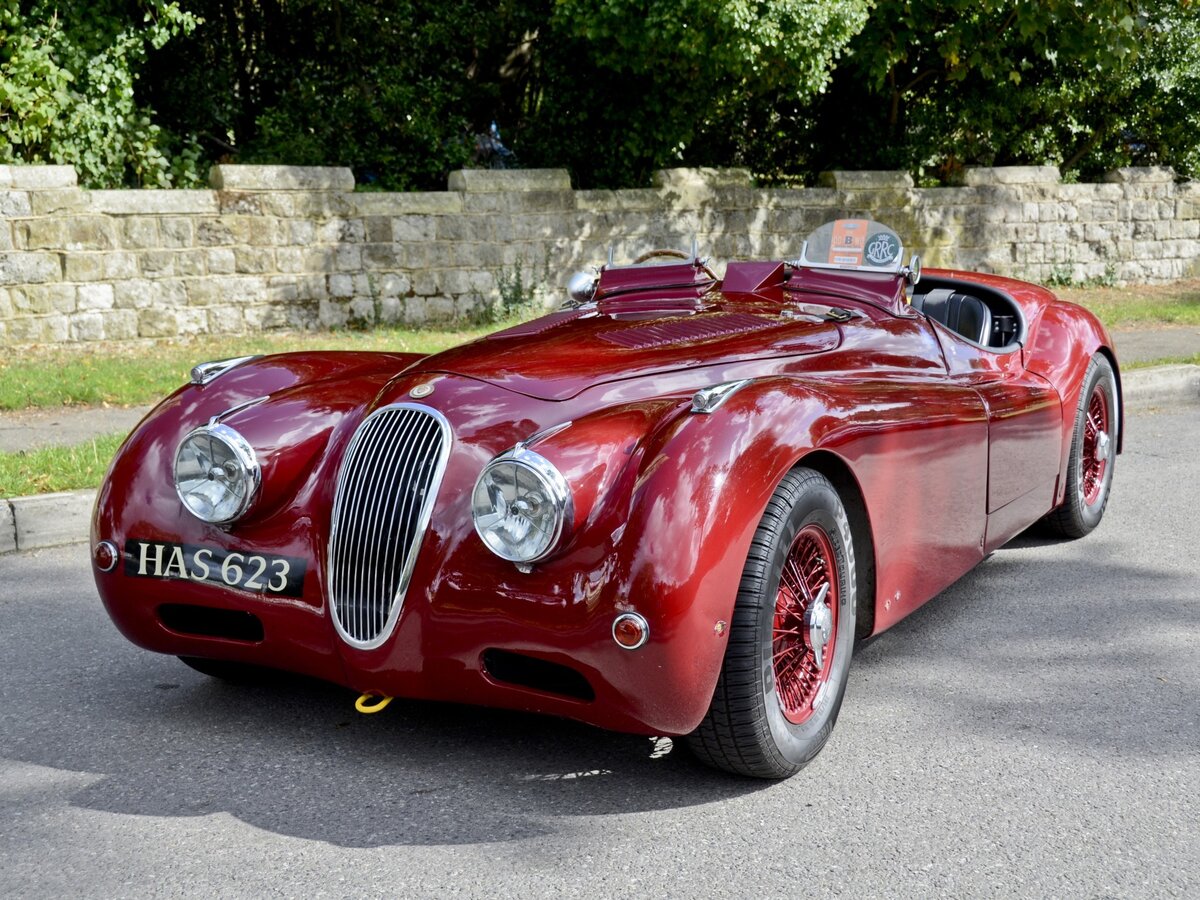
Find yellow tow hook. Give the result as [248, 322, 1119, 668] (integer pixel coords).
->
[355, 692, 393, 714]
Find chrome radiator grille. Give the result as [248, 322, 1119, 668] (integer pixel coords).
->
[328, 404, 451, 648]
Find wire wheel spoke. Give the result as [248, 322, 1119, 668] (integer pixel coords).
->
[772, 524, 838, 725]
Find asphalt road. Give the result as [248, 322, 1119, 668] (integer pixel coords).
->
[1, 407, 1197, 899]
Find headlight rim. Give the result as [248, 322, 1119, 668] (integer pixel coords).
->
[173, 422, 261, 525]
[472, 446, 573, 564]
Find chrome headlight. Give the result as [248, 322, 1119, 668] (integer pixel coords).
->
[472, 447, 572, 563]
[174, 424, 260, 524]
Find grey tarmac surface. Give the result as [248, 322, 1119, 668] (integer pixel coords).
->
[1, 407, 1198, 899]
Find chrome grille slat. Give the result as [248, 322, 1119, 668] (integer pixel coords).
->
[328, 404, 451, 649]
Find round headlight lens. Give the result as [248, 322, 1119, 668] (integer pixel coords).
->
[174, 424, 260, 524]
[472, 448, 572, 563]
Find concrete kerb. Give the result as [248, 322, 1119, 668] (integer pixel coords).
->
[1, 364, 1197, 555]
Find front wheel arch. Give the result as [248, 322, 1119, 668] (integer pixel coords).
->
[796, 450, 878, 640]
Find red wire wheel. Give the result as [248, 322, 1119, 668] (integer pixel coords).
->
[1080, 384, 1110, 506]
[772, 523, 838, 726]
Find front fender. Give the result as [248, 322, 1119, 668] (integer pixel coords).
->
[603, 377, 843, 733]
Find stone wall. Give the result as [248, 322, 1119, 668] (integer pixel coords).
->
[1, 163, 1198, 346]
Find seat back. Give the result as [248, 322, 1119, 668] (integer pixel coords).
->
[911, 288, 993, 345]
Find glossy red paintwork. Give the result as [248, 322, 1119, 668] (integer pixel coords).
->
[92, 260, 1120, 736]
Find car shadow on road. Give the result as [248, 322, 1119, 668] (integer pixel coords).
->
[5, 649, 769, 848]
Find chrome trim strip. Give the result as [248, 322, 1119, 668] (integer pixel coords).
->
[327, 403, 452, 651]
[190, 355, 261, 385]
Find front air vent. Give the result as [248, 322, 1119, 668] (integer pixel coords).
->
[328, 404, 451, 649]
[598, 313, 774, 349]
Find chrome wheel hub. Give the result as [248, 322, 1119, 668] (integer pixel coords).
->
[804, 583, 833, 668]
[1095, 431, 1110, 462]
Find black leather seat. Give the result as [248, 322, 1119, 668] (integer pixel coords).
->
[911, 288, 993, 345]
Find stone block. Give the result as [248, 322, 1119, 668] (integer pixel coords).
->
[328, 273, 355, 298]
[651, 168, 753, 191]
[288, 219, 316, 244]
[1103, 166, 1175, 184]
[234, 247, 274, 274]
[302, 247, 336, 273]
[69, 311, 105, 341]
[207, 306, 245, 334]
[216, 191, 264, 215]
[6, 313, 68, 343]
[392, 216, 436, 242]
[245, 217, 282, 246]
[0, 191, 33, 216]
[89, 190, 218, 215]
[318, 298, 349, 328]
[0, 287, 11, 318]
[0, 252, 61, 284]
[138, 307, 179, 337]
[209, 165, 355, 192]
[0, 501, 15, 554]
[64, 217, 118, 251]
[139, 250, 176, 277]
[77, 284, 114, 311]
[347, 191, 463, 215]
[0, 165, 78, 191]
[10, 490, 92, 549]
[212, 275, 266, 304]
[159, 217, 194, 248]
[175, 250, 207, 277]
[206, 247, 236, 274]
[121, 217, 160, 248]
[113, 279, 156, 309]
[448, 168, 571, 193]
[817, 170, 915, 190]
[335, 244, 362, 271]
[0, 223, 10, 252]
[378, 296, 402, 324]
[176, 307, 208, 335]
[963, 166, 1061, 186]
[317, 218, 365, 244]
[12, 283, 75, 314]
[380, 273, 411, 298]
[102, 252, 138, 279]
[62, 253, 104, 282]
[100, 309, 138, 340]
[17, 219, 67, 250]
[275, 247, 304, 273]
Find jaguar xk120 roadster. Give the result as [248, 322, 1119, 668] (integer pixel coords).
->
[92, 219, 1120, 778]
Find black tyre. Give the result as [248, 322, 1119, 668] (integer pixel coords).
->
[178, 656, 277, 684]
[1044, 355, 1118, 538]
[688, 467, 857, 779]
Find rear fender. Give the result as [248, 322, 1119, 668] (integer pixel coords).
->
[1024, 302, 1122, 503]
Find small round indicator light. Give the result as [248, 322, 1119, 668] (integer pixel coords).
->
[94, 540, 119, 572]
[612, 612, 649, 650]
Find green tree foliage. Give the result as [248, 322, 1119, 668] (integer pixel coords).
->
[0, 1, 201, 187]
[805, 0, 1200, 180]
[533, 0, 869, 186]
[5, 1, 1200, 189]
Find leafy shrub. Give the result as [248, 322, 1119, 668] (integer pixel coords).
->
[0, 1, 201, 187]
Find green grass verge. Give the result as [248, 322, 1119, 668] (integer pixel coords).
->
[0, 433, 125, 498]
[0, 323, 497, 411]
[1056, 279, 1200, 329]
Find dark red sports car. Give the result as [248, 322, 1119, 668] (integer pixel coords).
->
[92, 220, 1120, 778]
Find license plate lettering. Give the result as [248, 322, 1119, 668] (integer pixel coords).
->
[124, 539, 306, 598]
